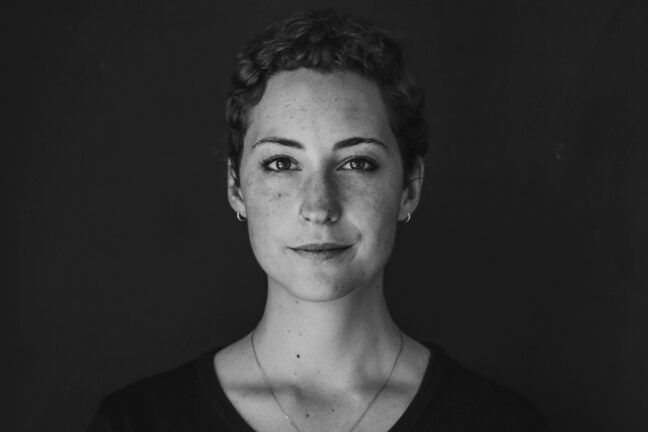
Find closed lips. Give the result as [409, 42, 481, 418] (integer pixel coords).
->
[292, 243, 351, 251]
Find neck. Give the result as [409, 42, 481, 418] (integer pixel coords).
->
[251, 274, 402, 389]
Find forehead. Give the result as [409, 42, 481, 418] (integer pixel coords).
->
[246, 69, 393, 144]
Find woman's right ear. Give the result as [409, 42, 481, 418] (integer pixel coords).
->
[227, 159, 246, 216]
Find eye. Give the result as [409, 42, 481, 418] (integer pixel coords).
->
[340, 157, 377, 172]
[261, 156, 298, 172]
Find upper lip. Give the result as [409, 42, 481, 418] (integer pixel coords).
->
[291, 243, 351, 251]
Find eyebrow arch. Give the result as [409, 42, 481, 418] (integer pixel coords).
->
[252, 136, 388, 151]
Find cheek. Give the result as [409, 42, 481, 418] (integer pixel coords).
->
[343, 178, 401, 256]
[243, 175, 294, 243]
[244, 170, 284, 207]
[346, 176, 400, 220]
[242, 169, 401, 234]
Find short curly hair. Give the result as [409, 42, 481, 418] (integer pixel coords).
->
[225, 9, 427, 185]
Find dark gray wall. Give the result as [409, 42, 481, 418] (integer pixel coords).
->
[9, 0, 647, 431]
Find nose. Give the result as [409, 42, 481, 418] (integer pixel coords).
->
[299, 171, 341, 224]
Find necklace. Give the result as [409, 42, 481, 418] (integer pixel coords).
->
[250, 329, 404, 432]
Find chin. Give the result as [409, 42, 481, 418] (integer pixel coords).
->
[271, 273, 360, 303]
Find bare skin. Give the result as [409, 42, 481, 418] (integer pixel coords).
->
[219, 69, 429, 432]
[215, 331, 429, 432]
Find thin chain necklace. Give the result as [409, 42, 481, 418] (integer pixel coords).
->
[250, 329, 404, 432]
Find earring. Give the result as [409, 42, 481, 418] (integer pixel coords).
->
[403, 212, 411, 223]
[236, 211, 247, 222]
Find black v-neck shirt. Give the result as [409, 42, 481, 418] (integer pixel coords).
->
[88, 343, 550, 431]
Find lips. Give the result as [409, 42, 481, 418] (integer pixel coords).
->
[289, 243, 353, 260]
[292, 243, 351, 252]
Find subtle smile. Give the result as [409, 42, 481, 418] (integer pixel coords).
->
[289, 243, 353, 260]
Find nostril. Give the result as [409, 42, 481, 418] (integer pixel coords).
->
[299, 206, 335, 223]
[299, 174, 341, 223]
[299, 197, 340, 223]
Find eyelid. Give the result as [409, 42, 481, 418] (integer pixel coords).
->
[338, 155, 379, 171]
[261, 155, 301, 171]
[260, 154, 379, 172]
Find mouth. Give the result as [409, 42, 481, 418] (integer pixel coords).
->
[289, 243, 353, 260]
[292, 243, 352, 252]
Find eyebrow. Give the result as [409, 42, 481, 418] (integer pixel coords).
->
[252, 136, 388, 151]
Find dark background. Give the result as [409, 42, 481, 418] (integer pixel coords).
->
[8, 0, 647, 431]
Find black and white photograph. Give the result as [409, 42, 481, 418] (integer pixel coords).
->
[8, 0, 647, 431]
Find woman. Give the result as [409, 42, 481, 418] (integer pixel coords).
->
[89, 9, 549, 432]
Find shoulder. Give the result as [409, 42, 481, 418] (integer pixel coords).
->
[88, 352, 215, 432]
[425, 344, 550, 431]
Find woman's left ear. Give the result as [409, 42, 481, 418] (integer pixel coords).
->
[399, 156, 425, 220]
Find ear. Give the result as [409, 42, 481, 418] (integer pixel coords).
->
[227, 159, 246, 217]
[399, 156, 425, 221]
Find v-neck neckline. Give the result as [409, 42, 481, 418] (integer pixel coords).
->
[197, 342, 446, 432]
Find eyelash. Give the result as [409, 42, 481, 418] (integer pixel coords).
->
[261, 156, 297, 172]
[260, 155, 378, 173]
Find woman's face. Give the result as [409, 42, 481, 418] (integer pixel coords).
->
[228, 69, 422, 302]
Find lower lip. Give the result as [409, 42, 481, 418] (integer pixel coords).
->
[291, 247, 352, 261]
